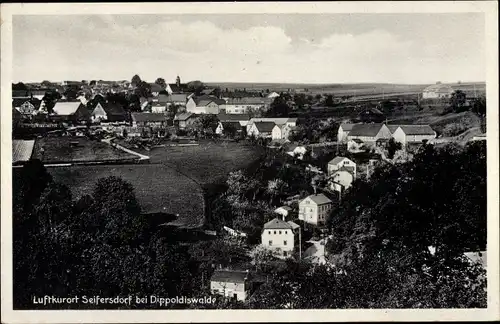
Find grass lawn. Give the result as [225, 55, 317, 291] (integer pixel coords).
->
[47, 164, 205, 228]
[128, 140, 265, 185]
[32, 136, 138, 163]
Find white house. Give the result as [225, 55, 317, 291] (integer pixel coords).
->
[329, 170, 355, 193]
[271, 124, 292, 140]
[223, 97, 272, 114]
[327, 157, 356, 178]
[261, 218, 300, 258]
[210, 270, 251, 301]
[246, 117, 297, 134]
[337, 123, 356, 143]
[298, 194, 333, 226]
[392, 125, 437, 146]
[347, 123, 392, 147]
[186, 96, 225, 114]
[422, 83, 454, 99]
[90, 102, 107, 123]
[247, 122, 276, 138]
[151, 103, 167, 114]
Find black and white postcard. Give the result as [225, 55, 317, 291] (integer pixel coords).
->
[1, 1, 498, 323]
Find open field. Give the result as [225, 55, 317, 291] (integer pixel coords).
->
[32, 136, 138, 164]
[121, 140, 265, 185]
[207, 81, 485, 97]
[46, 164, 205, 228]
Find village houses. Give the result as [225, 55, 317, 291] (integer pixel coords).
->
[298, 194, 333, 226]
[271, 123, 294, 141]
[50, 101, 90, 123]
[347, 123, 392, 152]
[246, 117, 297, 134]
[174, 112, 199, 129]
[210, 269, 251, 301]
[261, 218, 300, 258]
[222, 97, 272, 114]
[186, 96, 226, 114]
[131, 112, 170, 128]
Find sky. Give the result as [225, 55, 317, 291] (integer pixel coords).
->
[13, 13, 486, 84]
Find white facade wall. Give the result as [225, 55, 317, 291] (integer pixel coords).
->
[210, 281, 248, 301]
[261, 228, 295, 257]
[327, 158, 357, 178]
[330, 170, 354, 190]
[272, 125, 282, 140]
[298, 197, 332, 226]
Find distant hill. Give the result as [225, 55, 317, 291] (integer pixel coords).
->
[206, 82, 486, 97]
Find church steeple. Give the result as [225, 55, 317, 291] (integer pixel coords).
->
[176, 76, 181, 87]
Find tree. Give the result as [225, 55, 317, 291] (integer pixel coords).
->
[387, 138, 403, 159]
[450, 90, 467, 113]
[12, 82, 28, 91]
[135, 81, 152, 98]
[325, 95, 334, 107]
[195, 114, 219, 133]
[131, 74, 142, 88]
[187, 80, 205, 95]
[266, 97, 290, 117]
[471, 95, 486, 133]
[41, 80, 52, 88]
[155, 78, 167, 88]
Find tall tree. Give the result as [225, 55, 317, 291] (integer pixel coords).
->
[155, 77, 167, 88]
[131, 74, 142, 88]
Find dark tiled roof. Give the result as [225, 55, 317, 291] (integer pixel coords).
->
[211, 270, 249, 283]
[263, 217, 295, 230]
[349, 123, 385, 137]
[304, 194, 332, 205]
[221, 121, 243, 130]
[397, 125, 436, 136]
[131, 113, 169, 123]
[174, 112, 195, 121]
[254, 122, 276, 133]
[339, 123, 356, 131]
[217, 113, 250, 122]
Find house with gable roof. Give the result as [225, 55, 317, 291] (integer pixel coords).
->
[422, 83, 454, 99]
[298, 193, 333, 226]
[247, 122, 276, 138]
[261, 217, 300, 258]
[328, 157, 357, 193]
[391, 125, 437, 146]
[186, 95, 226, 114]
[210, 269, 251, 301]
[337, 123, 356, 143]
[347, 123, 392, 148]
[50, 101, 90, 123]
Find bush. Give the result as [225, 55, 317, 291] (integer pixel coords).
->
[441, 123, 467, 137]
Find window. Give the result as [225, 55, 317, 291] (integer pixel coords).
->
[279, 231, 282, 234]
[284, 231, 287, 234]
[306, 200, 310, 204]
[274, 231, 276, 234]
[283, 251, 287, 256]
[269, 240, 273, 246]
[284, 240, 287, 245]
[268, 231, 271, 235]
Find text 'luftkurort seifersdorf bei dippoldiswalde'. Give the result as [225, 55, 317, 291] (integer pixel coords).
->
[33, 295, 216, 307]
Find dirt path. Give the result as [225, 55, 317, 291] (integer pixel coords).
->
[102, 138, 150, 161]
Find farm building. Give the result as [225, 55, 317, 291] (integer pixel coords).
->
[422, 83, 454, 99]
[217, 113, 251, 127]
[12, 140, 35, 165]
[131, 113, 170, 128]
[223, 97, 272, 114]
[246, 117, 297, 134]
[103, 103, 129, 123]
[151, 103, 167, 114]
[247, 122, 276, 138]
[347, 123, 392, 146]
[186, 96, 226, 114]
[392, 125, 437, 146]
[271, 123, 293, 140]
[261, 217, 300, 258]
[174, 112, 199, 129]
[166, 76, 189, 95]
[148, 83, 164, 97]
[210, 270, 251, 301]
[337, 123, 356, 143]
[13, 99, 38, 116]
[51, 101, 90, 123]
[166, 93, 188, 106]
[298, 194, 333, 226]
